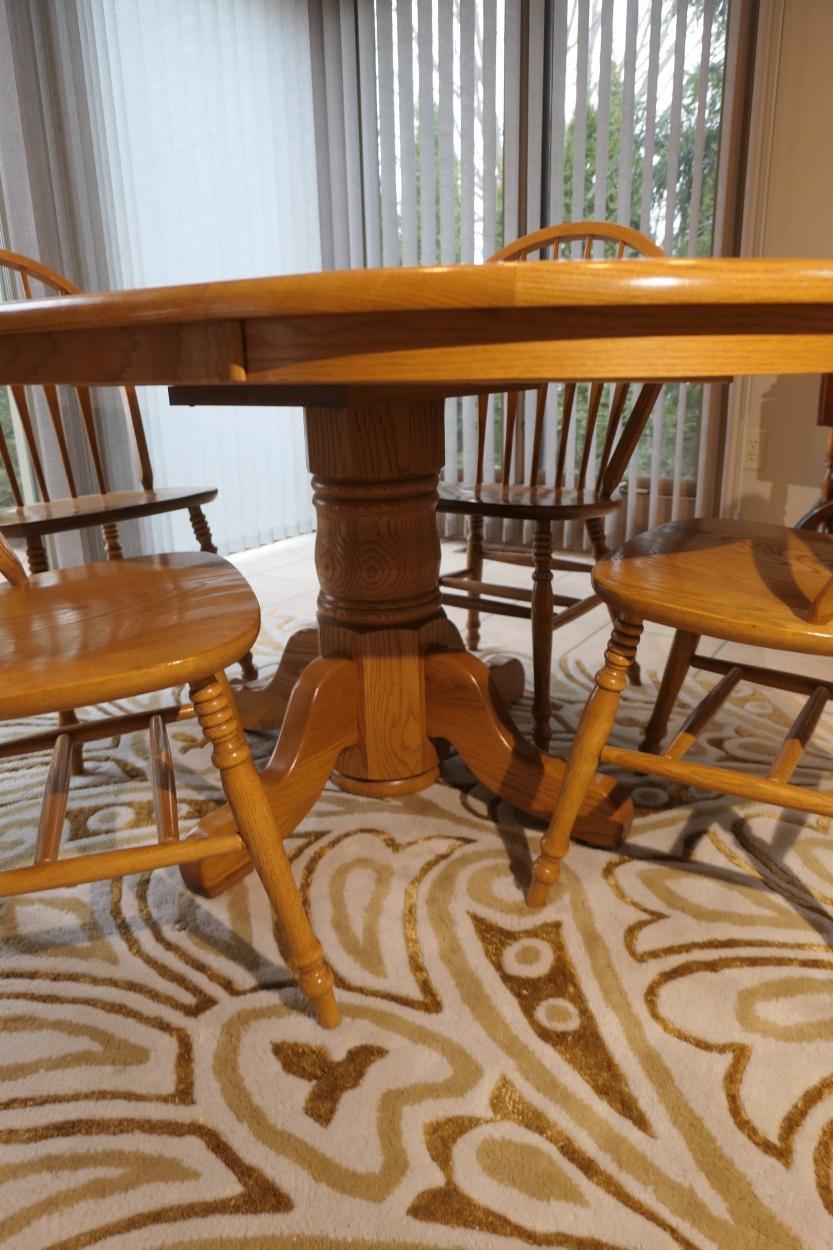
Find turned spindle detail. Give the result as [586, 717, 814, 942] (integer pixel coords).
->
[189, 674, 339, 1027]
[528, 616, 643, 908]
[25, 535, 48, 575]
[531, 519, 554, 751]
[102, 521, 124, 560]
[188, 505, 218, 554]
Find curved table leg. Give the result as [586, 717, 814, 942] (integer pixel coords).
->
[231, 621, 523, 740]
[181, 656, 358, 896]
[231, 626, 319, 733]
[425, 650, 632, 848]
[483, 654, 525, 708]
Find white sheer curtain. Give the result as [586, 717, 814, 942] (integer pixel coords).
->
[0, 0, 319, 555]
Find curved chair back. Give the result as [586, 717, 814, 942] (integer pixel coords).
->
[0, 249, 154, 502]
[478, 221, 666, 499]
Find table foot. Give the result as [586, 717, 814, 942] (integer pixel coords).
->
[179, 843, 256, 899]
[332, 763, 440, 798]
[181, 656, 358, 896]
[425, 650, 632, 849]
[483, 655, 525, 707]
[232, 626, 319, 733]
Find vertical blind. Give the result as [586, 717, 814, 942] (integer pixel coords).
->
[1, 0, 320, 555]
[311, 0, 732, 544]
[1, 1, 737, 556]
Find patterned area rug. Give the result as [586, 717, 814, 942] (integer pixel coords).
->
[0, 604, 832, 1249]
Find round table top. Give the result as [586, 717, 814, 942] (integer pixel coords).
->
[1, 257, 833, 397]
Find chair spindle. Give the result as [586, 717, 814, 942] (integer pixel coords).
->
[502, 390, 520, 486]
[74, 387, 109, 494]
[768, 686, 828, 782]
[34, 733, 71, 864]
[664, 666, 743, 760]
[0, 423, 23, 507]
[529, 385, 548, 485]
[10, 385, 50, 501]
[577, 382, 604, 491]
[555, 383, 577, 491]
[475, 393, 488, 486]
[149, 714, 180, 843]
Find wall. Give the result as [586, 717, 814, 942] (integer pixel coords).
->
[727, 0, 833, 524]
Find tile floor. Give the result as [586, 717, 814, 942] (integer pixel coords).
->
[229, 531, 833, 689]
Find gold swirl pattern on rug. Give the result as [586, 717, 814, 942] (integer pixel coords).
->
[0, 618, 829, 1247]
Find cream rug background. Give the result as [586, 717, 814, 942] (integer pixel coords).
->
[0, 600, 831, 1250]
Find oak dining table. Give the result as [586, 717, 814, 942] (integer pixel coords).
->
[2, 257, 832, 897]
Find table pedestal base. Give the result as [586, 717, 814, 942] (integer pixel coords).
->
[183, 398, 631, 899]
[184, 632, 632, 898]
[234, 627, 527, 734]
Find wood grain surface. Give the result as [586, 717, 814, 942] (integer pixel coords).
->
[2, 259, 833, 388]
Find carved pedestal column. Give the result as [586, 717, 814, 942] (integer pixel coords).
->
[184, 396, 632, 901]
[307, 400, 458, 797]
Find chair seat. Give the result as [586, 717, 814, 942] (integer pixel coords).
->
[594, 517, 833, 655]
[0, 487, 218, 539]
[0, 552, 260, 719]
[437, 481, 619, 522]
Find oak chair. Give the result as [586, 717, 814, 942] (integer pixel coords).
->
[0, 248, 257, 684]
[0, 528, 338, 1027]
[437, 221, 665, 751]
[642, 501, 833, 755]
[526, 515, 833, 908]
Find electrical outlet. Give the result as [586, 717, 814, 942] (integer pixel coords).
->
[744, 429, 766, 470]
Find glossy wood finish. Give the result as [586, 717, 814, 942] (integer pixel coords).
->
[6, 258, 833, 918]
[436, 222, 665, 750]
[528, 618, 643, 907]
[183, 395, 633, 895]
[190, 673, 337, 1027]
[8, 257, 833, 388]
[0, 486, 217, 538]
[641, 500, 833, 755]
[438, 482, 621, 521]
[232, 627, 319, 732]
[232, 400, 620, 828]
[529, 512, 833, 907]
[0, 249, 255, 685]
[35, 734, 71, 864]
[0, 531, 337, 1028]
[149, 714, 179, 843]
[640, 629, 700, 754]
[595, 518, 833, 655]
[0, 552, 259, 718]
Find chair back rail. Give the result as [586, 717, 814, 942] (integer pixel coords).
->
[0, 249, 153, 502]
[478, 221, 666, 499]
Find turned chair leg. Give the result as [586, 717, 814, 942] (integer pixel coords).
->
[25, 535, 49, 575]
[26, 539, 88, 771]
[188, 506, 258, 682]
[188, 505, 218, 554]
[531, 519, 554, 752]
[58, 710, 85, 776]
[102, 521, 124, 560]
[640, 629, 700, 753]
[466, 513, 484, 650]
[527, 617, 643, 909]
[586, 515, 642, 687]
[189, 672, 339, 1028]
